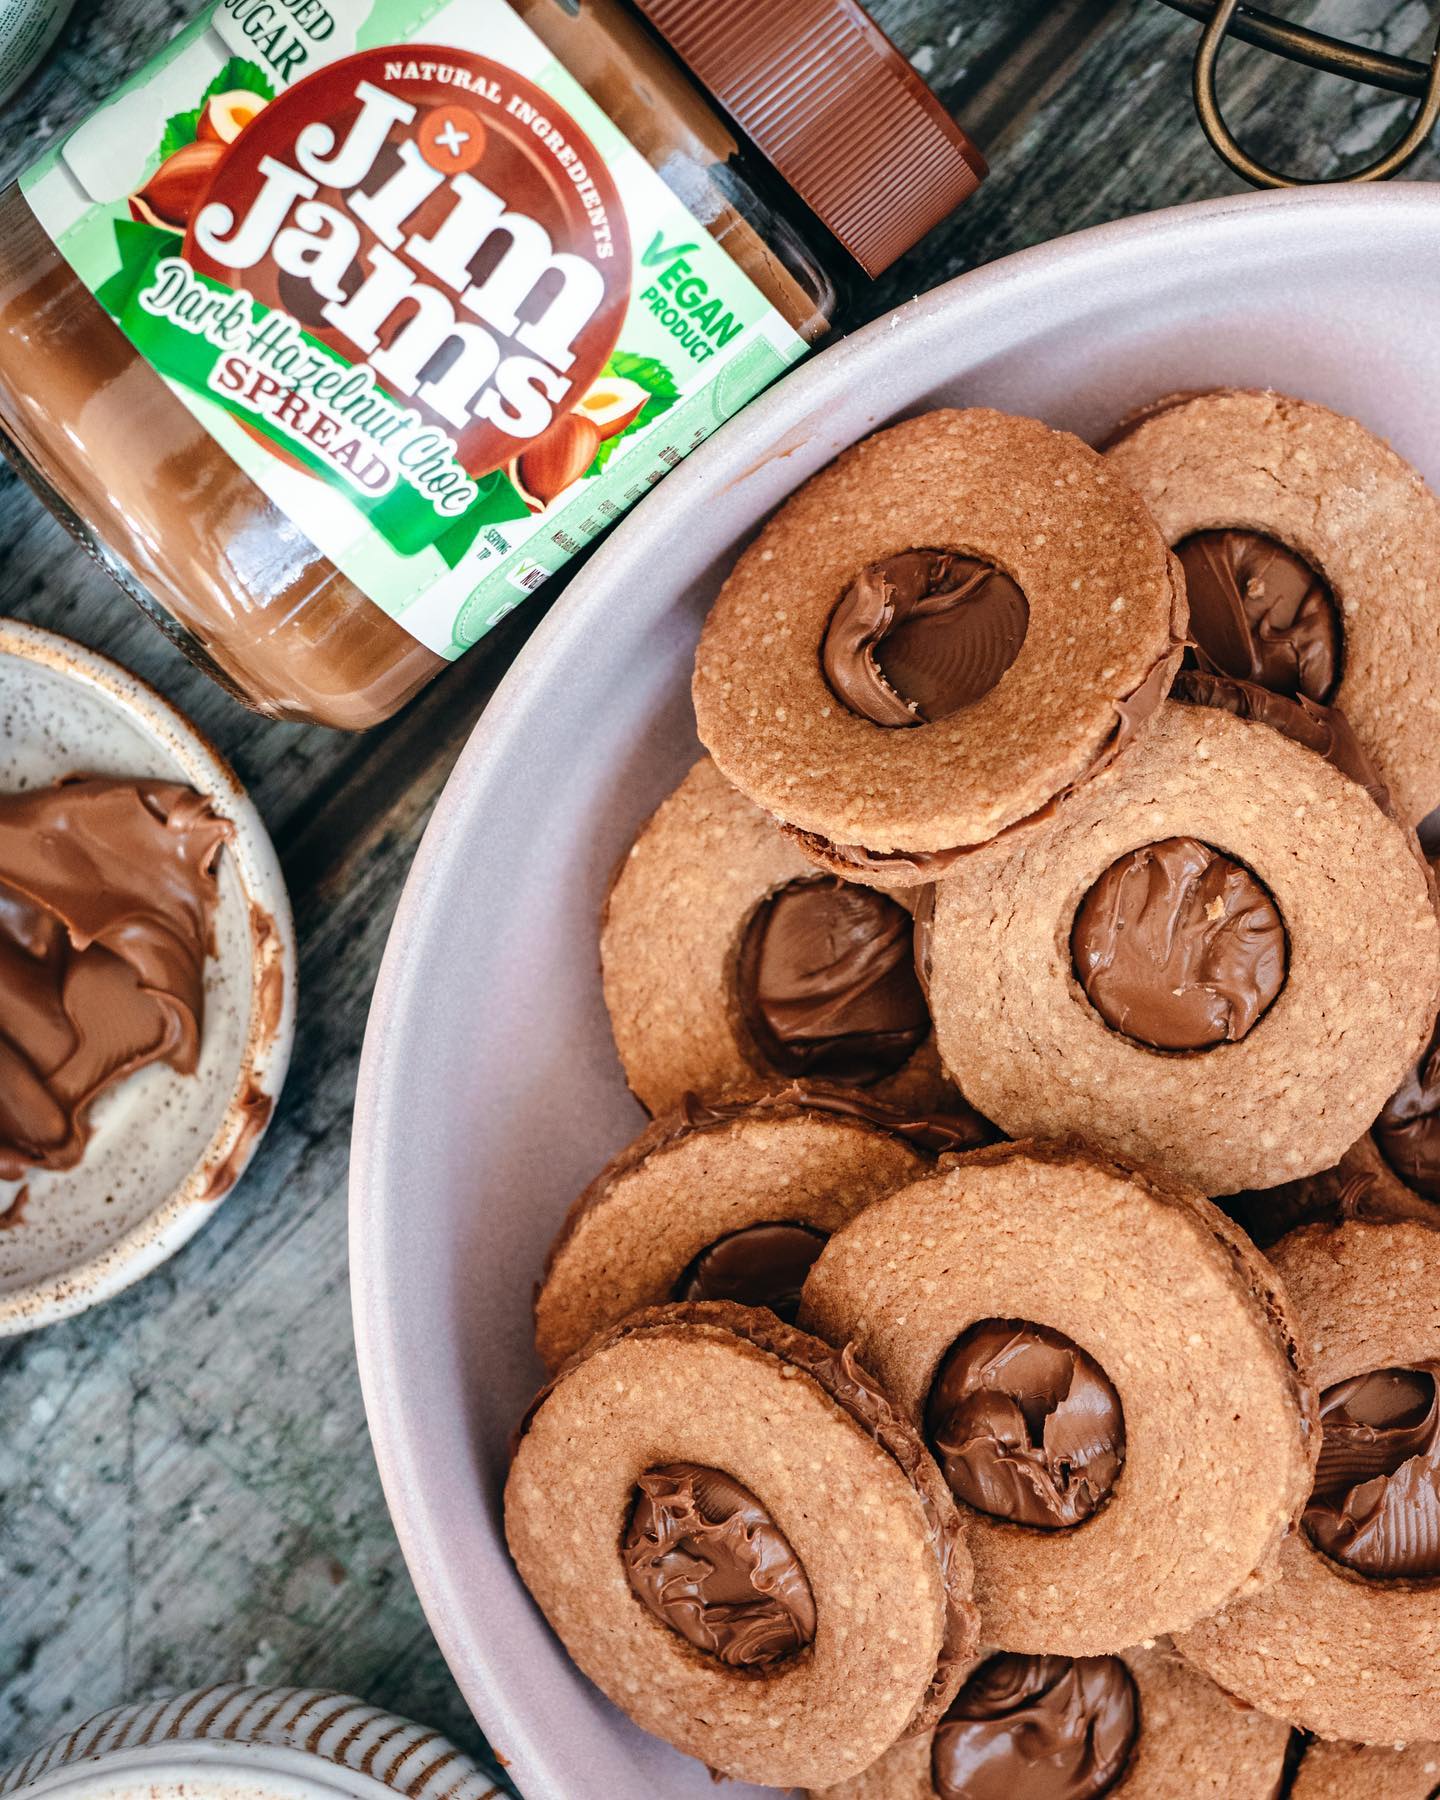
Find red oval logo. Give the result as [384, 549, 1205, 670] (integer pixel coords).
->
[186, 46, 631, 483]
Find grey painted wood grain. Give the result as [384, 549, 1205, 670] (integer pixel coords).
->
[1, 0, 1436, 1788]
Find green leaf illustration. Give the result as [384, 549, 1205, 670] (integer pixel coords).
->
[587, 352, 680, 474]
[433, 471, 533, 569]
[94, 218, 177, 317]
[153, 59, 273, 162]
[157, 107, 202, 158]
[605, 351, 679, 403]
[204, 57, 275, 102]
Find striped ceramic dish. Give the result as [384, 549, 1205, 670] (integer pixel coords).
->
[0, 1685, 506, 1800]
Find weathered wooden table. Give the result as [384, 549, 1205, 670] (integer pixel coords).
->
[1, 0, 1435, 1786]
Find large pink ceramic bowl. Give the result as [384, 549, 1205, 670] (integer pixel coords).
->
[352, 186, 1440, 1799]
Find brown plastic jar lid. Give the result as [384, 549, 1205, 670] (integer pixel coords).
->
[629, 0, 987, 276]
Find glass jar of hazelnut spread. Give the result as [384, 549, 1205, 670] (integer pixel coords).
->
[0, 0, 983, 728]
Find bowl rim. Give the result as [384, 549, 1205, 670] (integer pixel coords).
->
[350, 181, 1440, 1797]
[0, 619, 298, 1335]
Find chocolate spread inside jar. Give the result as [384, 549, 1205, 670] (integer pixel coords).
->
[0, 0, 983, 729]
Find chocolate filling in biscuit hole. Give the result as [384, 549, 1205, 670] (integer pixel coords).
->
[1170, 667, 1393, 816]
[1374, 1014, 1440, 1202]
[1303, 1364, 1440, 1582]
[1176, 529, 1342, 705]
[924, 1319, 1126, 1530]
[1070, 837, 1288, 1053]
[821, 549, 1030, 728]
[675, 1222, 828, 1322]
[931, 1652, 1139, 1800]
[622, 1461, 817, 1668]
[735, 876, 930, 1084]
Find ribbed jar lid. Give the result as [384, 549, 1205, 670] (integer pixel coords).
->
[629, 0, 987, 276]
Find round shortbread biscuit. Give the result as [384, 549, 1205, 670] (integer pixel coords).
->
[925, 701, 1440, 1195]
[798, 1142, 1316, 1654]
[535, 1085, 955, 1370]
[692, 410, 1184, 885]
[601, 756, 966, 1114]
[1105, 389, 1440, 826]
[809, 1640, 1295, 1799]
[1177, 1219, 1440, 1744]
[505, 1304, 978, 1790]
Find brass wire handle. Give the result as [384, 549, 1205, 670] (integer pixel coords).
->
[1156, 0, 1440, 186]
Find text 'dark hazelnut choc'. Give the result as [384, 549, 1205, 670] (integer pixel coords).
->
[0, 0, 983, 729]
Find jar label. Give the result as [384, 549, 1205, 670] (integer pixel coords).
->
[20, 0, 810, 658]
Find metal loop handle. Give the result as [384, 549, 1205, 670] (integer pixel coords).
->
[1162, 0, 1440, 187]
[1157, 0, 1431, 96]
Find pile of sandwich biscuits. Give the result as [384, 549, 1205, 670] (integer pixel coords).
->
[506, 392, 1440, 1797]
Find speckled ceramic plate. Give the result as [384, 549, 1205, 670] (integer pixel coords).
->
[0, 620, 296, 1334]
[351, 186, 1440, 1799]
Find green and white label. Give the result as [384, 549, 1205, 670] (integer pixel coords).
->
[22, 0, 808, 658]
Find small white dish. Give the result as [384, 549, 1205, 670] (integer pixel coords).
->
[0, 619, 296, 1335]
[0, 1684, 503, 1800]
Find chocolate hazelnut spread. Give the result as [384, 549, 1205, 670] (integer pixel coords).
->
[924, 1319, 1125, 1529]
[666, 1083, 996, 1157]
[931, 1653, 1139, 1800]
[1226, 1170, 1440, 1248]
[822, 550, 1030, 728]
[675, 1222, 828, 1320]
[198, 1078, 276, 1202]
[0, 0, 982, 729]
[735, 876, 930, 1085]
[1374, 1014, 1440, 1203]
[1177, 529, 1342, 705]
[912, 884, 936, 990]
[785, 615, 1184, 876]
[720, 1316, 978, 1726]
[1173, 668, 1391, 814]
[1303, 1363, 1440, 1581]
[623, 1460, 817, 1667]
[517, 1301, 979, 1731]
[1071, 836, 1288, 1052]
[0, 778, 231, 1181]
[784, 824, 969, 881]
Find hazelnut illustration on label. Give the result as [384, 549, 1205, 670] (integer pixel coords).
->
[122, 49, 634, 542]
[24, 0, 806, 660]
